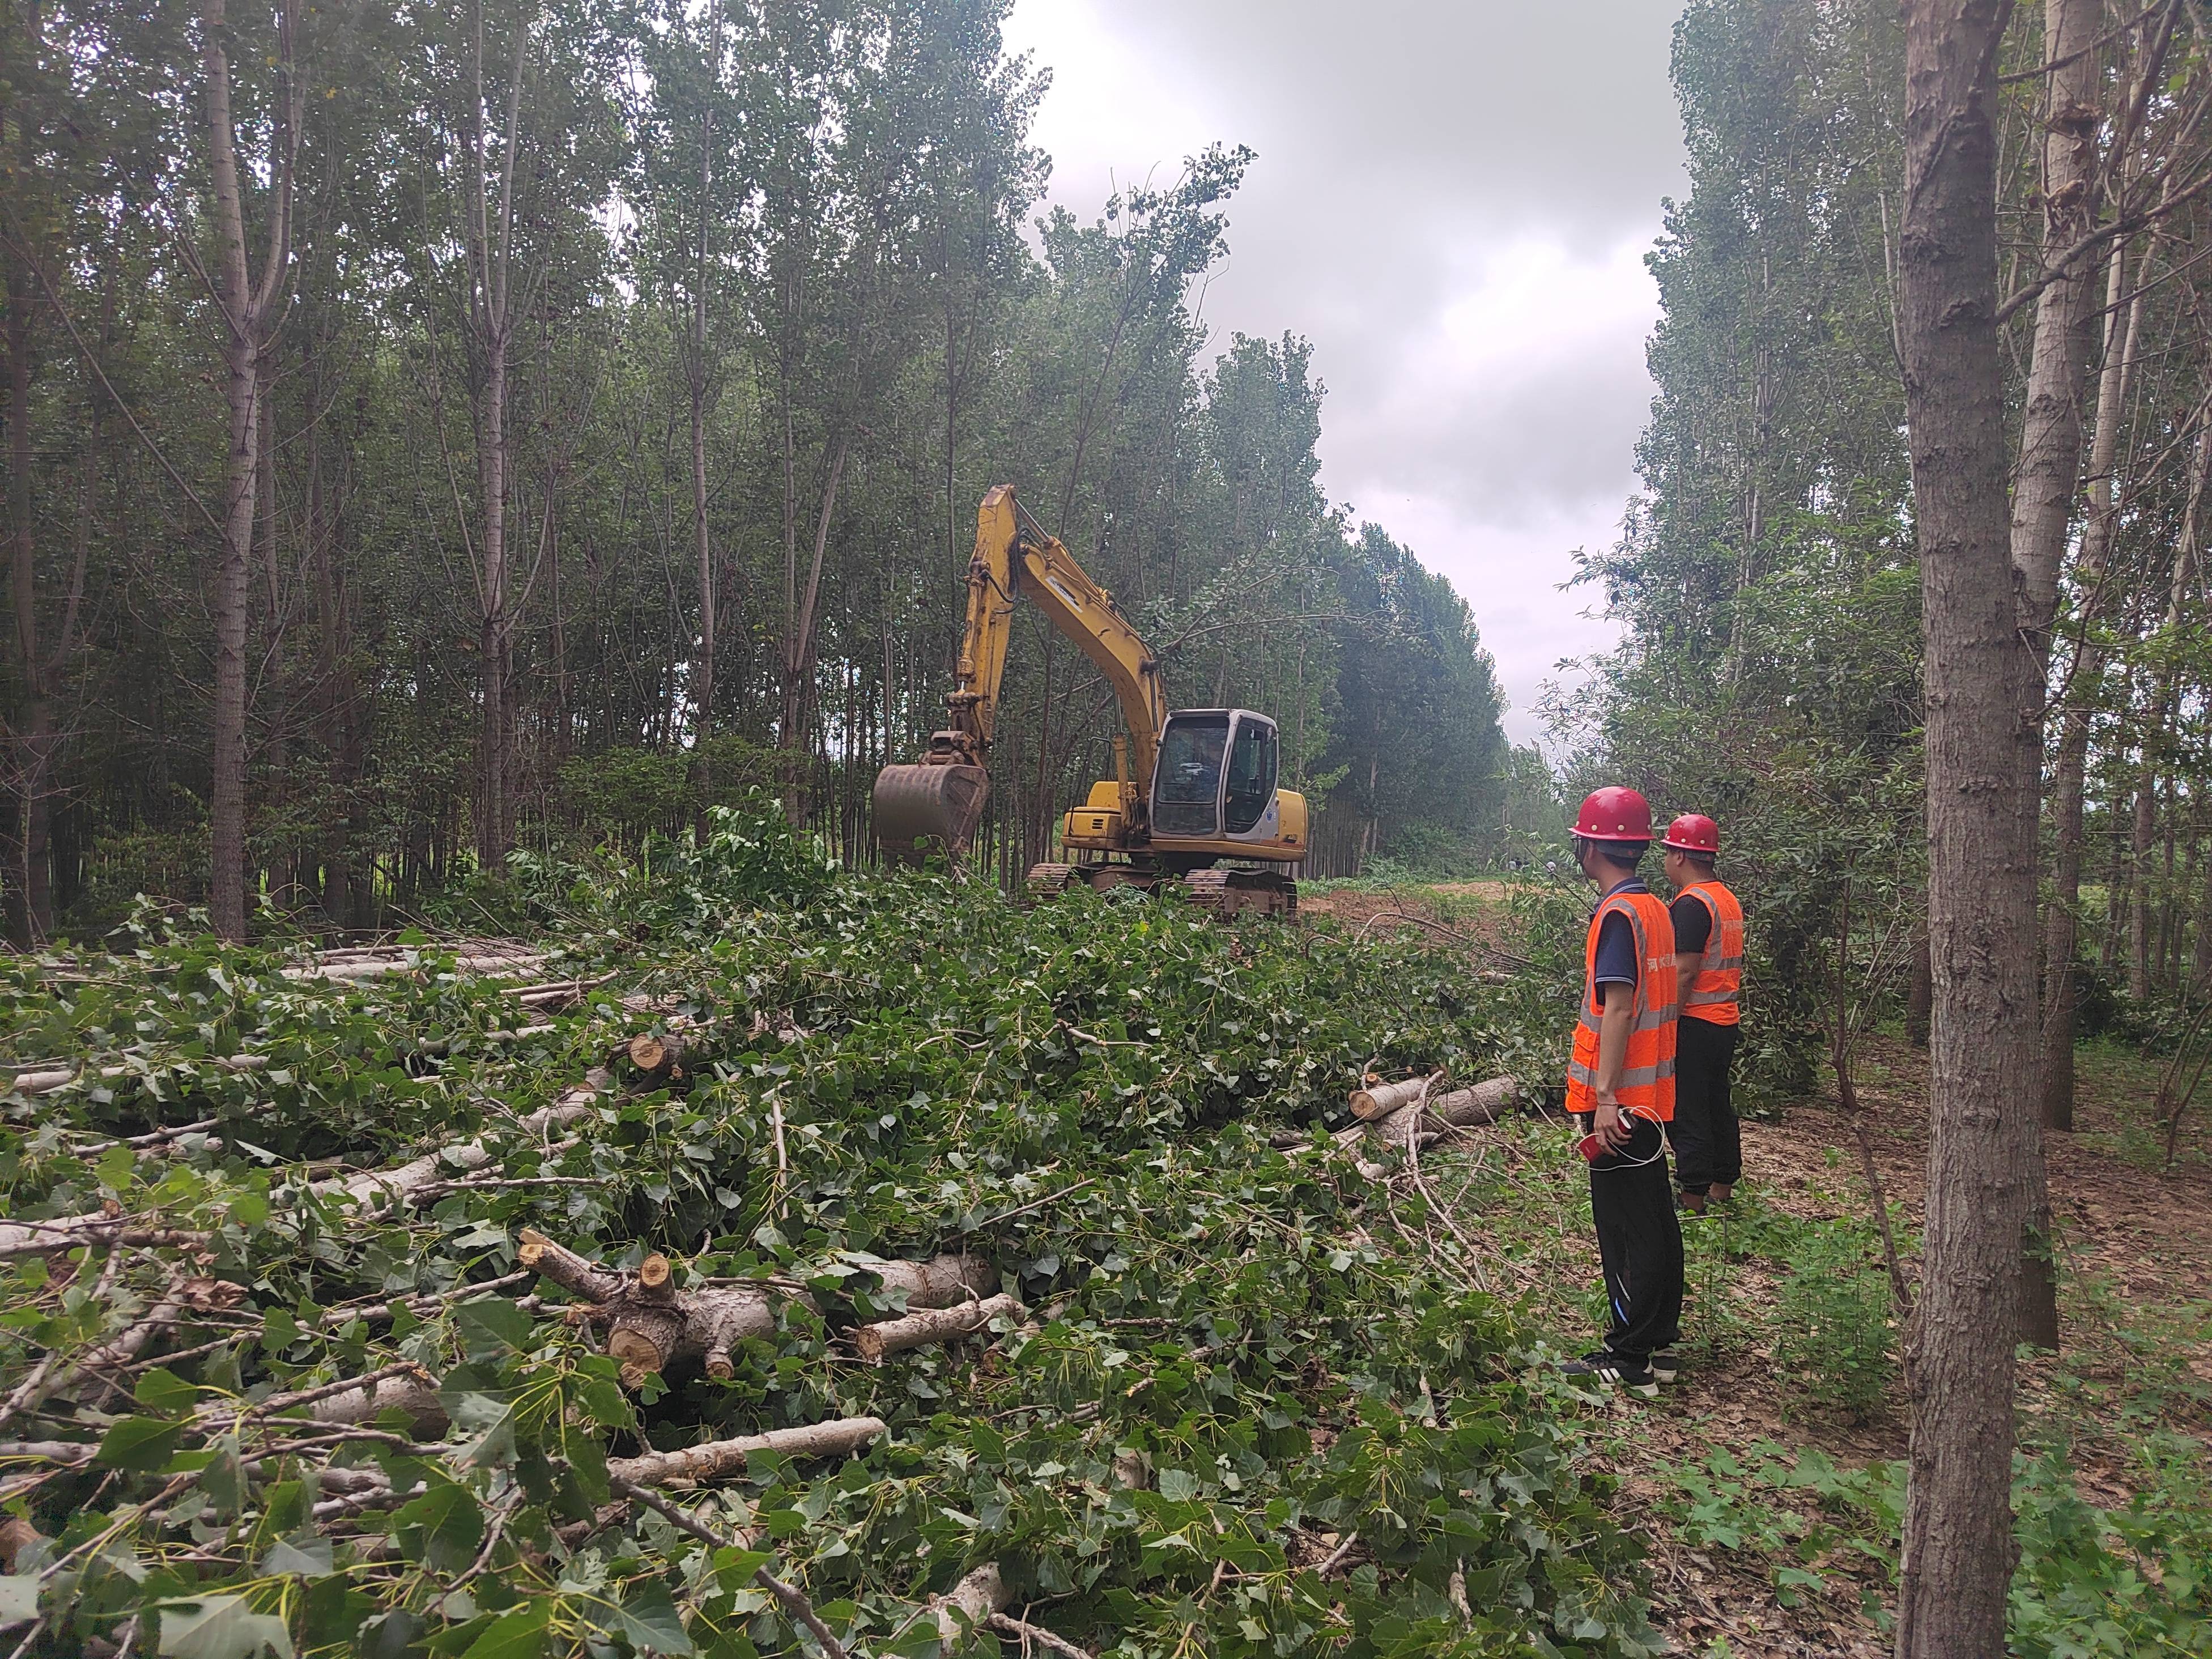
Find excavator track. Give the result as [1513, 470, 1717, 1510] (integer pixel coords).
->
[1179, 867, 1297, 921]
[1025, 862, 1079, 902]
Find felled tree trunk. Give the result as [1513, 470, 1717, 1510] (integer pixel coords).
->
[1343, 1077, 1520, 1152]
[608, 1416, 885, 1484]
[853, 1294, 1025, 1364]
[518, 1230, 998, 1386]
[0, 1066, 614, 1256]
[933, 1563, 1009, 1654]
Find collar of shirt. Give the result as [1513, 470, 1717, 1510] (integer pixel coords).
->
[1600, 877, 1649, 901]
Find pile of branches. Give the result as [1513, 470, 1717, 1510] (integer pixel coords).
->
[0, 819, 1657, 1658]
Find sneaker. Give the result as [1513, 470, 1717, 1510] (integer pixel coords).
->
[1650, 1346, 1680, 1384]
[1557, 1350, 1659, 1395]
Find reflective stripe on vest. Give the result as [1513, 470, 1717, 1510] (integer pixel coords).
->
[1564, 890, 1679, 1124]
[1680, 882, 1744, 1026]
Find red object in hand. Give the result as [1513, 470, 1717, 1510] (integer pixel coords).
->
[1578, 1130, 1608, 1162]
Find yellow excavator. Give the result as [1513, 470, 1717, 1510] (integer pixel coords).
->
[873, 485, 1307, 918]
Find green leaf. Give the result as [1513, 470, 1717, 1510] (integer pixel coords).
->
[97, 1414, 188, 1471]
[0, 1576, 38, 1623]
[445, 1392, 518, 1470]
[258, 1536, 334, 1580]
[453, 1297, 534, 1359]
[394, 1482, 486, 1572]
[134, 1367, 205, 1415]
[458, 1602, 550, 1659]
[156, 1596, 296, 1659]
[599, 1580, 694, 1656]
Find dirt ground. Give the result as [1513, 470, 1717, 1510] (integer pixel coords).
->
[1610, 1034, 2212, 1657]
[1295, 882, 1519, 955]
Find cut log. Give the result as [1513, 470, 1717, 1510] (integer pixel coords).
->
[1349, 1074, 1440, 1121]
[286, 947, 550, 984]
[516, 1228, 805, 1387]
[322, 1067, 612, 1211]
[304, 1372, 447, 1428]
[933, 1563, 1010, 1654]
[8, 1053, 270, 1100]
[0, 1064, 616, 1256]
[854, 1253, 997, 1310]
[853, 1294, 1024, 1364]
[606, 1415, 886, 1485]
[1338, 1077, 1521, 1154]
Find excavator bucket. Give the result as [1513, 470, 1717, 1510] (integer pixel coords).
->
[873, 763, 989, 866]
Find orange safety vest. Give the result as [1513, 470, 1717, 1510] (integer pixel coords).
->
[1566, 888, 1678, 1124]
[1677, 881, 1744, 1027]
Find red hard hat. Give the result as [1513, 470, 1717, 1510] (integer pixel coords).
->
[1572, 786, 1653, 843]
[1663, 813, 1720, 855]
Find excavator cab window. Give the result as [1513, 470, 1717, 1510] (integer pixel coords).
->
[1223, 715, 1278, 834]
[1154, 714, 1230, 836]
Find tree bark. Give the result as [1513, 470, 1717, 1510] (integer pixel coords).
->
[1895, 4, 2043, 1654]
[687, 65, 718, 838]
[932, 1563, 1009, 1656]
[3, 250, 47, 943]
[1904, 930, 1932, 1048]
[202, 1, 300, 939]
[607, 1416, 885, 1486]
[852, 1294, 1024, 1364]
[466, 1, 528, 870]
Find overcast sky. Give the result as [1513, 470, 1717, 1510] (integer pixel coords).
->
[1001, 0, 1688, 743]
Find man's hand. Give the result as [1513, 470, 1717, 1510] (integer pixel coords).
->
[1593, 1091, 1633, 1150]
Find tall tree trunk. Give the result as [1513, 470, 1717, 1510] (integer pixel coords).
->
[1905, 929, 1933, 1048]
[2193, 799, 2212, 993]
[202, 0, 298, 940]
[687, 88, 716, 839]
[1895, 5, 2044, 1655]
[466, 0, 526, 871]
[2041, 238, 2146, 1129]
[2008, 0, 2105, 1349]
[778, 432, 849, 826]
[4, 256, 48, 943]
[2129, 459, 2202, 999]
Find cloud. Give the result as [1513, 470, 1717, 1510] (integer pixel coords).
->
[1003, 0, 1687, 742]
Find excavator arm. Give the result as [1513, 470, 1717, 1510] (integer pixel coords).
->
[875, 486, 1168, 861]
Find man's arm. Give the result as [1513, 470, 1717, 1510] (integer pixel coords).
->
[1593, 981, 1635, 1147]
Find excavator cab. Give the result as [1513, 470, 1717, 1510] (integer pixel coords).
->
[1150, 711, 1280, 840]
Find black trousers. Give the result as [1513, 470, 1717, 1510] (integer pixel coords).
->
[1583, 1113, 1683, 1361]
[1667, 1017, 1741, 1195]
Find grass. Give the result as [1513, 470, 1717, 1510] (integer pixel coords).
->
[1427, 1024, 2212, 1656]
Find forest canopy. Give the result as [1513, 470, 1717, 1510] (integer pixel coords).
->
[0, 0, 1509, 942]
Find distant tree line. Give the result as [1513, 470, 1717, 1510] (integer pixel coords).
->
[0, 0, 1507, 942]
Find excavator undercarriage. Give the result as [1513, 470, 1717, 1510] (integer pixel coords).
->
[1024, 860, 1299, 920]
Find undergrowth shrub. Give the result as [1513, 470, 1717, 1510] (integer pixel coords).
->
[1658, 1435, 2212, 1653]
[1769, 1215, 1896, 1419]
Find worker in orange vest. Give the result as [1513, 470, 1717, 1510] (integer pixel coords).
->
[1661, 814, 1743, 1214]
[1557, 786, 1683, 1393]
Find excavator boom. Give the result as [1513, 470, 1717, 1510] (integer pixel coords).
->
[875, 487, 1168, 863]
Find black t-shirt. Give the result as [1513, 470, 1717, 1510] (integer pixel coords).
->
[1592, 879, 1649, 990]
[1671, 891, 1712, 958]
